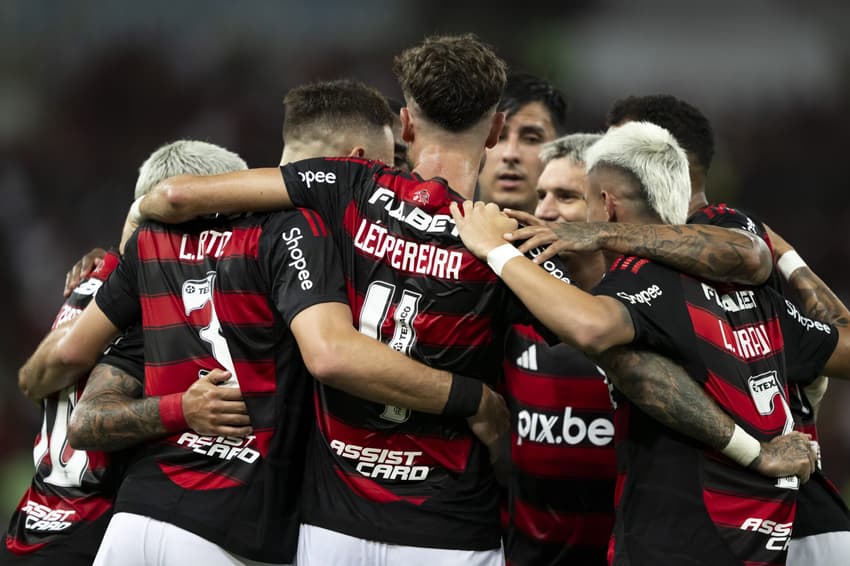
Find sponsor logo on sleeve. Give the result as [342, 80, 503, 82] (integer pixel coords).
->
[281, 227, 314, 290]
[616, 284, 663, 306]
[297, 170, 337, 188]
[785, 300, 831, 334]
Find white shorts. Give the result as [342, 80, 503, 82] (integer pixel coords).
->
[94, 512, 288, 566]
[787, 530, 850, 566]
[295, 523, 504, 566]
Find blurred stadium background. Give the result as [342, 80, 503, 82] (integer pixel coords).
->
[3, 0, 850, 517]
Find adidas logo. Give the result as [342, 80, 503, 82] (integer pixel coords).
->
[516, 345, 538, 371]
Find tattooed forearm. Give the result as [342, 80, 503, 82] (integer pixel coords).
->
[596, 347, 734, 450]
[69, 363, 167, 451]
[584, 223, 772, 286]
[787, 267, 850, 328]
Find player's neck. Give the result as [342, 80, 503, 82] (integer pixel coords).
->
[413, 144, 482, 200]
[688, 190, 709, 217]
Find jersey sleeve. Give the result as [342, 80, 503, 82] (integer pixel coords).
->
[260, 209, 349, 325]
[280, 157, 377, 223]
[98, 325, 145, 383]
[95, 229, 142, 330]
[777, 295, 839, 385]
[591, 258, 684, 357]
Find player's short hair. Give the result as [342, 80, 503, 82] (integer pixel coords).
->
[606, 94, 714, 173]
[283, 79, 394, 142]
[539, 133, 602, 166]
[500, 72, 569, 136]
[393, 34, 507, 133]
[585, 122, 690, 225]
[135, 140, 247, 199]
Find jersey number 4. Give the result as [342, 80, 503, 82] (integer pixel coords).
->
[358, 281, 423, 423]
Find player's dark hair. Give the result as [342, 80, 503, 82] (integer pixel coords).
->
[499, 72, 569, 136]
[283, 79, 394, 141]
[393, 34, 507, 133]
[606, 94, 715, 172]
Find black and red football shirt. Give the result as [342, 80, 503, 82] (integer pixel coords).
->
[94, 209, 347, 563]
[503, 323, 616, 566]
[281, 158, 571, 550]
[593, 255, 837, 566]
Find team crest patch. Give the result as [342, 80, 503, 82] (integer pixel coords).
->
[412, 189, 430, 206]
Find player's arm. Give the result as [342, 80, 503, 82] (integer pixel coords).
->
[291, 302, 509, 441]
[768, 225, 850, 328]
[451, 201, 634, 355]
[599, 347, 817, 480]
[69, 367, 251, 451]
[504, 210, 772, 286]
[137, 168, 292, 224]
[18, 302, 121, 402]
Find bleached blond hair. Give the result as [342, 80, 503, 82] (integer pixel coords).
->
[134, 140, 247, 199]
[584, 121, 690, 224]
[539, 133, 602, 166]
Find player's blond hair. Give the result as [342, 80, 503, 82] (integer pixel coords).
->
[134, 140, 247, 199]
[585, 122, 690, 224]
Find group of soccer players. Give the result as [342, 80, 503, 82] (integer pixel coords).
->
[5, 33, 850, 566]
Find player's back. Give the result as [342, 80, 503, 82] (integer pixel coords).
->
[101, 212, 322, 563]
[594, 256, 837, 566]
[4, 253, 128, 565]
[281, 158, 569, 550]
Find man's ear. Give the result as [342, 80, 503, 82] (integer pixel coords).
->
[400, 107, 414, 143]
[602, 191, 616, 222]
[348, 147, 366, 158]
[485, 112, 506, 149]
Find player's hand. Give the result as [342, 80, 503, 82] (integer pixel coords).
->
[762, 223, 793, 260]
[63, 247, 107, 297]
[467, 385, 510, 465]
[449, 200, 518, 260]
[503, 211, 605, 262]
[182, 369, 252, 437]
[750, 432, 818, 484]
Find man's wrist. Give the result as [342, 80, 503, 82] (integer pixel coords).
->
[722, 424, 761, 467]
[443, 374, 483, 418]
[159, 392, 188, 432]
[486, 244, 523, 277]
[776, 250, 807, 281]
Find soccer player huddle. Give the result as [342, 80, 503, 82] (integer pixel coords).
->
[5, 33, 850, 566]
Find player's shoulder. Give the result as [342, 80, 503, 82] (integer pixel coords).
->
[597, 255, 676, 301]
[688, 202, 762, 234]
[608, 255, 664, 278]
[261, 208, 330, 239]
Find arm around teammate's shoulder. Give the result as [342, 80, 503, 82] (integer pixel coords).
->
[140, 168, 292, 223]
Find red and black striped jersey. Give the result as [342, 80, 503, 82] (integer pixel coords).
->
[593, 256, 837, 566]
[4, 252, 138, 565]
[94, 210, 347, 563]
[281, 158, 570, 550]
[503, 323, 615, 566]
[689, 202, 850, 539]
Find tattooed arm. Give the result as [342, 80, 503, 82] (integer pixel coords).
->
[597, 347, 818, 482]
[69, 366, 252, 451]
[766, 225, 850, 328]
[504, 211, 772, 286]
